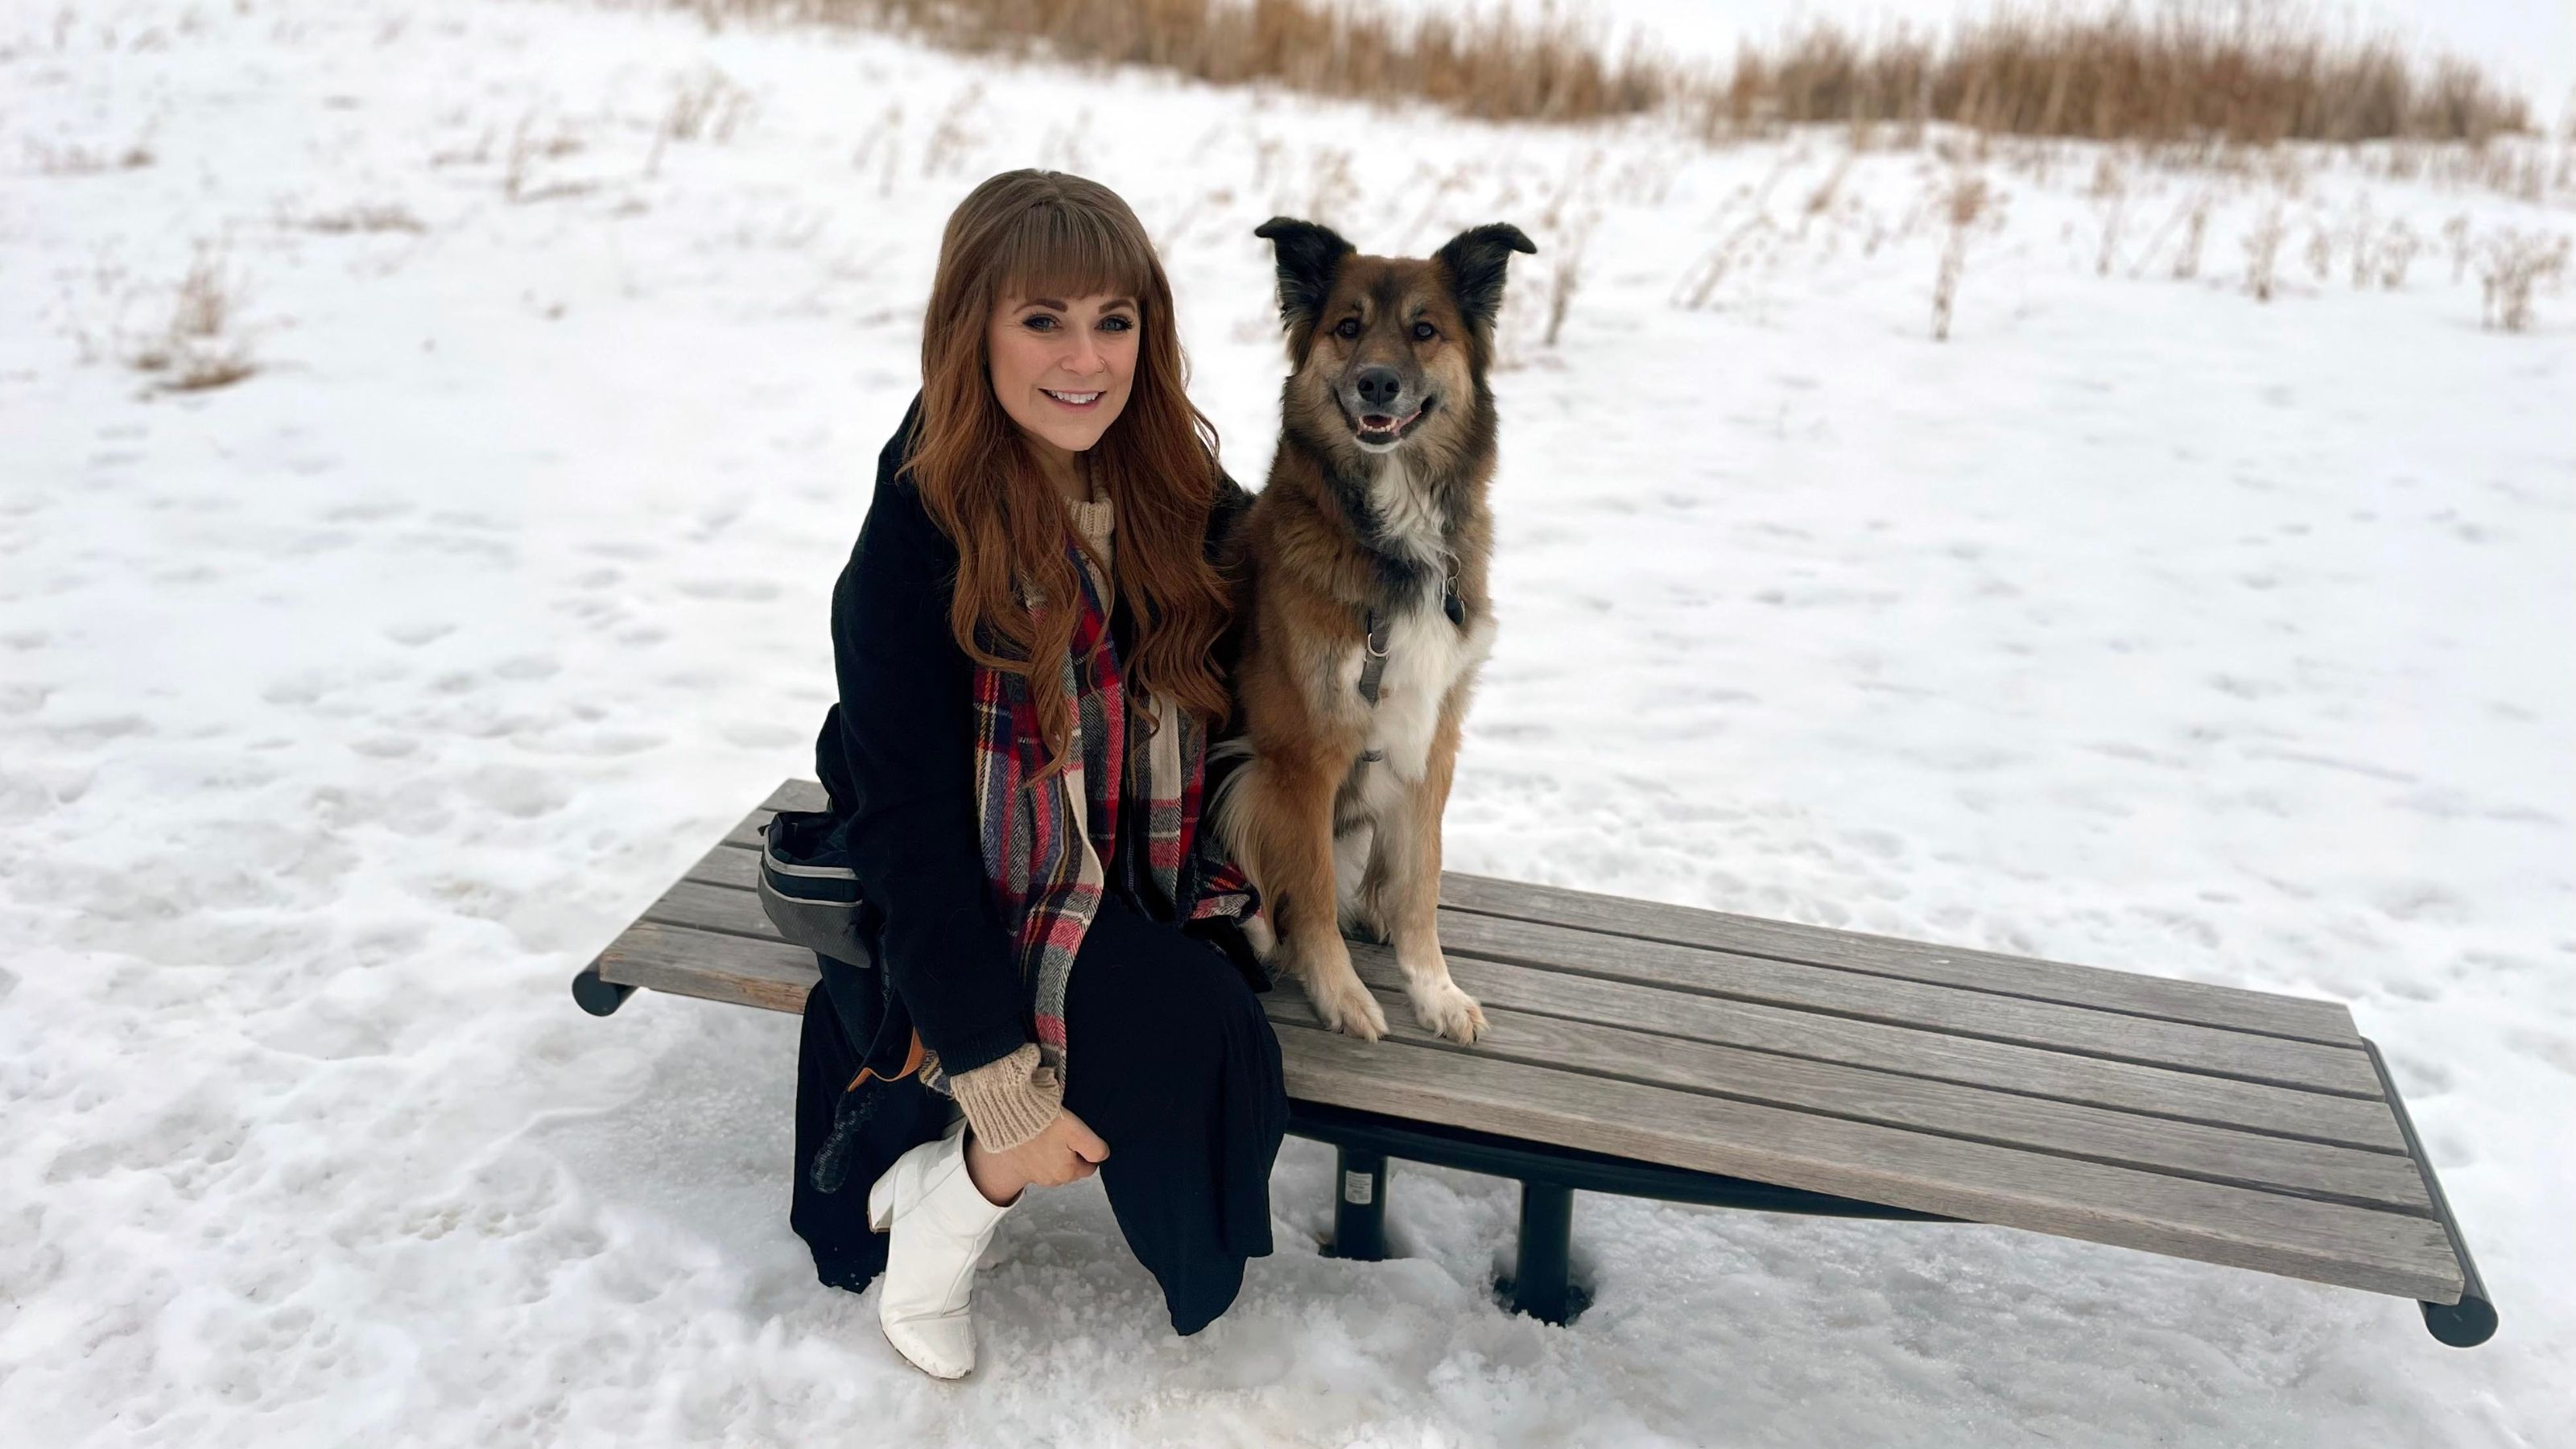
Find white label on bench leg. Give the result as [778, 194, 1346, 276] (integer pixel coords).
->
[1342, 1170, 1375, 1206]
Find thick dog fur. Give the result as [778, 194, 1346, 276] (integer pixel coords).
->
[1212, 216, 1534, 1045]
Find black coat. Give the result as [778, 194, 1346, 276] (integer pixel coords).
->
[791, 394, 1261, 1286]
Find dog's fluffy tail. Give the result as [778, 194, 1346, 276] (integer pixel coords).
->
[1208, 738, 1383, 943]
[1203, 736, 1260, 879]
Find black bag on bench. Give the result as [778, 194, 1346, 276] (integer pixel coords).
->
[755, 807, 882, 967]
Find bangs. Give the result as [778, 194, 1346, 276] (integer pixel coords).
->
[989, 200, 1155, 309]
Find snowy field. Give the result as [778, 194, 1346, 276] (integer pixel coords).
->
[3, 0, 2572, 1443]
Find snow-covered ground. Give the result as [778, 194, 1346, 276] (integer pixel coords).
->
[3, 0, 2571, 1443]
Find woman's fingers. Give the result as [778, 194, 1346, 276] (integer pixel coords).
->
[1059, 1109, 1112, 1163]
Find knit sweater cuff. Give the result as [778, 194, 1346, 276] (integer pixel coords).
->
[946, 1043, 1063, 1153]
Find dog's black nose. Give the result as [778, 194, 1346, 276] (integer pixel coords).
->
[1354, 367, 1403, 412]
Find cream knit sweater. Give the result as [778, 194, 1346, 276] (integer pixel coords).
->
[943, 487, 1116, 1152]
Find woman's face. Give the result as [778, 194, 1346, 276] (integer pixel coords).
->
[986, 290, 1139, 464]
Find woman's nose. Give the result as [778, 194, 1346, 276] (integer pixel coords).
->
[1062, 328, 1106, 377]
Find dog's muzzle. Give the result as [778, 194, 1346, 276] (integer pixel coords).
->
[1348, 367, 1426, 448]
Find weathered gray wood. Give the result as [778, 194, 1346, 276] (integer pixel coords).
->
[593, 920, 817, 1014]
[1403, 948, 2409, 1153]
[1441, 871, 2360, 1046]
[1279, 969, 2430, 1213]
[598, 904, 2436, 1244]
[686, 842, 758, 890]
[720, 810, 772, 852]
[1435, 910, 2382, 1097]
[1267, 1019, 2463, 1302]
[766, 778, 828, 813]
[646, 878, 778, 942]
[758, 780, 2359, 1046]
[617, 875, 2419, 1199]
[712, 799, 2375, 1094]
[633, 779, 2467, 1304]
[667, 812, 2405, 1150]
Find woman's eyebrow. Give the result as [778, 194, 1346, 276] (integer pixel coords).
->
[1019, 296, 1137, 310]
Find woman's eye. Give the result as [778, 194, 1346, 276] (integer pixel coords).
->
[1333, 317, 1361, 340]
[1100, 315, 1133, 332]
[1411, 321, 1437, 341]
[1023, 314, 1057, 332]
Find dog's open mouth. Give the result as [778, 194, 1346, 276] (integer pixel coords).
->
[1352, 403, 1425, 446]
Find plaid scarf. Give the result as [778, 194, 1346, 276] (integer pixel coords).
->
[937, 532, 1256, 1092]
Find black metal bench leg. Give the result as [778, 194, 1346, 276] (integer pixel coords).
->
[2422, 1293, 2499, 1349]
[1328, 1147, 1389, 1261]
[570, 964, 635, 1018]
[2364, 1041, 2501, 1348]
[1501, 1180, 1588, 1325]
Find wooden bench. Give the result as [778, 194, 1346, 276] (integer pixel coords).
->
[573, 778, 2497, 1345]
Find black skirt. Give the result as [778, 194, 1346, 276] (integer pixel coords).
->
[791, 897, 1288, 1335]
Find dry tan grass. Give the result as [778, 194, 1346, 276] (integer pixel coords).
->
[743, 0, 1657, 123]
[1930, 171, 1995, 340]
[711, 0, 2531, 144]
[1709, 11, 2532, 145]
[124, 246, 259, 393]
[300, 204, 427, 235]
[27, 138, 156, 174]
[2240, 201, 2288, 301]
[2479, 231, 2570, 331]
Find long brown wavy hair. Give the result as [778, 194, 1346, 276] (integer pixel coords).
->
[911, 169, 1232, 770]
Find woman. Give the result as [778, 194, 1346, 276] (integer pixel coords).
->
[787, 169, 1286, 1381]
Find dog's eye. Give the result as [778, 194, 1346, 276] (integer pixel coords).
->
[1411, 321, 1438, 341]
[1333, 317, 1361, 340]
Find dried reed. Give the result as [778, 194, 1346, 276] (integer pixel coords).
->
[705, 1, 2527, 143]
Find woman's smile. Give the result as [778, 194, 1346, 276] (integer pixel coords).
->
[1041, 387, 1104, 411]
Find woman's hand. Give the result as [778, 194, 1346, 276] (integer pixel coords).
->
[967, 1108, 1109, 1203]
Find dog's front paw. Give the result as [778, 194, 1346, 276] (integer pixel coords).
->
[1305, 968, 1389, 1042]
[1409, 980, 1488, 1046]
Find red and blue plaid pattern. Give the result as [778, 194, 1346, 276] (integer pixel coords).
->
[957, 537, 1255, 1089]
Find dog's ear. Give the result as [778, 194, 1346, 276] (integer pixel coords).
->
[1253, 217, 1355, 332]
[1434, 223, 1538, 332]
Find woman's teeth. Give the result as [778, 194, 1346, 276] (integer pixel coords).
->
[1043, 389, 1101, 406]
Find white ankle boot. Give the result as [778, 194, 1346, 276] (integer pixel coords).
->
[866, 1117, 1017, 1380]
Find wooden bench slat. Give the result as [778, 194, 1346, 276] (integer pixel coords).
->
[646, 861, 2408, 1154]
[594, 912, 2451, 1293]
[1435, 910, 2382, 1098]
[646, 877, 782, 940]
[1441, 871, 2360, 1046]
[1288, 968, 2431, 1214]
[1269, 1020, 2463, 1302]
[711, 805, 2378, 1097]
[595, 919, 816, 1014]
[750, 781, 2360, 1049]
[1414, 949, 2409, 1154]
[612, 878, 2425, 1211]
[766, 778, 828, 812]
[684, 842, 758, 890]
[646, 781, 2468, 1307]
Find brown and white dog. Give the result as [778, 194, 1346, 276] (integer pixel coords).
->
[1212, 216, 1535, 1045]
